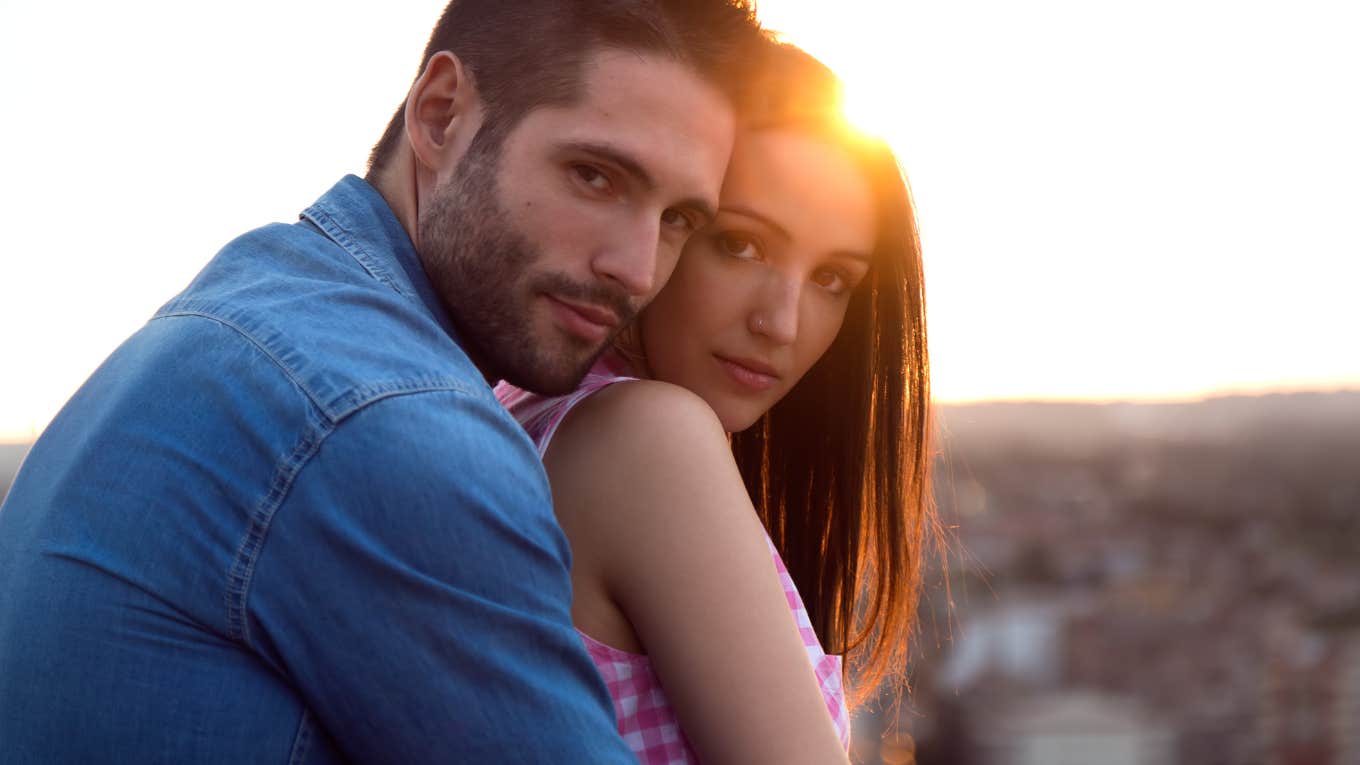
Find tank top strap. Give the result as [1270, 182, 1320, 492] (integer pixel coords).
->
[494, 351, 639, 457]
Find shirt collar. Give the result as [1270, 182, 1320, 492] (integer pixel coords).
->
[301, 175, 459, 343]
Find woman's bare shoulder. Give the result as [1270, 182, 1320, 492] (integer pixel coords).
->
[546, 379, 734, 480]
[541, 380, 849, 763]
[564, 378, 723, 437]
[541, 377, 763, 587]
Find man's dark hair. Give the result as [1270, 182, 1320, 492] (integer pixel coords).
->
[366, 0, 763, 179]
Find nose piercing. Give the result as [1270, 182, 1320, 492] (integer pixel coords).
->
[753, 316, 767, 332]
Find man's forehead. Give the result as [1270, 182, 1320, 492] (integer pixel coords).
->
[573, 48, 731, 123]
[543, 49, 735, 201]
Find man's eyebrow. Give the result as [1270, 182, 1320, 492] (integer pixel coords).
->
[561, 140, 656, 192]
[561, 140, 717, 225]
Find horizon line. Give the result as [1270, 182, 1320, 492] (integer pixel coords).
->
[4, 384, 1358, 446]
[935, 383, 1360, 408]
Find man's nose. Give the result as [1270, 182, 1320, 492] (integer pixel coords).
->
[591, 218, 663, 298]
[748, 275, 800, 345]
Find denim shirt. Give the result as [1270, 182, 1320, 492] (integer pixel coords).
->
[0, 176, 634, 764]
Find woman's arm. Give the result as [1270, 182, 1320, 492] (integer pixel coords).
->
[543, 380, 849, 765]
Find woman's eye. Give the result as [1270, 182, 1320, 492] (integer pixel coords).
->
[813, 268, 849, 294]
[573, 164, 612, 194]
[714, 233, 759, 260]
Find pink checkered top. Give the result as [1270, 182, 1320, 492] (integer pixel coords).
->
[495, 353, 851, 764]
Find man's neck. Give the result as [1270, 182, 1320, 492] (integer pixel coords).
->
[368, 157, 500, 387]
[368, 156, 420, 249]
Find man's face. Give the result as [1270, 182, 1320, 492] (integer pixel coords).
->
[418, 49, 735, 395]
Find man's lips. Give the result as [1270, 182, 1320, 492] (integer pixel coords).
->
[714, 353, 780, 392]
[544, 294, 621, 343]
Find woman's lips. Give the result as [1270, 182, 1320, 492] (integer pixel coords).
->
[715, 354, 779, 392]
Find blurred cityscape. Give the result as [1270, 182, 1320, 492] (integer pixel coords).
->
[854, 390, 1360, 765]
[4, 390, 1357, 764]
[0, 443, 29, 503]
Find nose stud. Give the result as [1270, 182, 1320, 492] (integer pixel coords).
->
[752, 316, 767, 333]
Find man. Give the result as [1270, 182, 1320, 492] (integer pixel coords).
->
[0, 2, 764, 762]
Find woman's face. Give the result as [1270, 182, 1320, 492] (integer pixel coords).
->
[638, 129, 877, 432]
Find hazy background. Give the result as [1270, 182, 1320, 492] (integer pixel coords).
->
[2, 2, 1358, 763]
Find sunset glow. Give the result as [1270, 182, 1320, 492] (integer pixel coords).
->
[1, 1, 1357, 441]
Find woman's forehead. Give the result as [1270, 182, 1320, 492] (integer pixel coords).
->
[720, 129, 877, 256]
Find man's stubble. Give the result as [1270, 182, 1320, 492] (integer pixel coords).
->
[416, 129, 634, 395]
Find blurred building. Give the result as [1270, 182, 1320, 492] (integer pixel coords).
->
[864, 393, 1360, 765]
[978, 691, 1173, 765]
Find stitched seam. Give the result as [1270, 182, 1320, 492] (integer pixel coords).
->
[287, 708, 315, 765]
[223, 387, 494, 649]
[303, 202, 411, 300]
[225, 415, 332, 647]
[154, 310, 483, 422]
[153, 310, 328, 417]
[328, 378, 484, 423]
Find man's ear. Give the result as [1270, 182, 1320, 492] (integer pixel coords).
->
[405, 51, 484, 175]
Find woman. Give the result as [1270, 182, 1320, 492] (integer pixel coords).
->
[497, 45, 936, 765]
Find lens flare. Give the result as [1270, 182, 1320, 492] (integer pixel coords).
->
[839, 81, 893, 141]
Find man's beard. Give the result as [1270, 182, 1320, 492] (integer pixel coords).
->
[416, 132, 634, 395]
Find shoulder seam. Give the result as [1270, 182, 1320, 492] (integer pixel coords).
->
[152, 309, 485, 422]
[224, 386, 497, 649]
[153, 310, 325, 412]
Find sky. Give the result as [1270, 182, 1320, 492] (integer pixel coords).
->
[1, 1, 1357, 441]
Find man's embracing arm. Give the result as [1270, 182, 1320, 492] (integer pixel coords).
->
[243, 389, 632, 763]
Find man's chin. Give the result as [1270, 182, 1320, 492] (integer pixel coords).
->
[497, 346, 605, 396]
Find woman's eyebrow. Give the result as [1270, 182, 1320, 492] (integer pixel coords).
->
[717, 205, 790, 241]
[830, 249, 873, 265]
[720, 206, 871, 264]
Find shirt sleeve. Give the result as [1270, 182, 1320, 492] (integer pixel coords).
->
[244, 388, 634, 763]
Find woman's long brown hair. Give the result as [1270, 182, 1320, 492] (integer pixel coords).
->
[730, 43, 940, 708]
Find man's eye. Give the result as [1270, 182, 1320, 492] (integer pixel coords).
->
[573, 164, 612, 193]
[661, 208, 695, 233]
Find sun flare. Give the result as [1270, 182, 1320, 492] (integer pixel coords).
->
[838, 79, 897, 143]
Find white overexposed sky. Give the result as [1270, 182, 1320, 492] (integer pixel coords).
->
[1, 0, 1357, 441]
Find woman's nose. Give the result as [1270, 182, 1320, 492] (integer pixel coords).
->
[748, 276, 800, 345]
